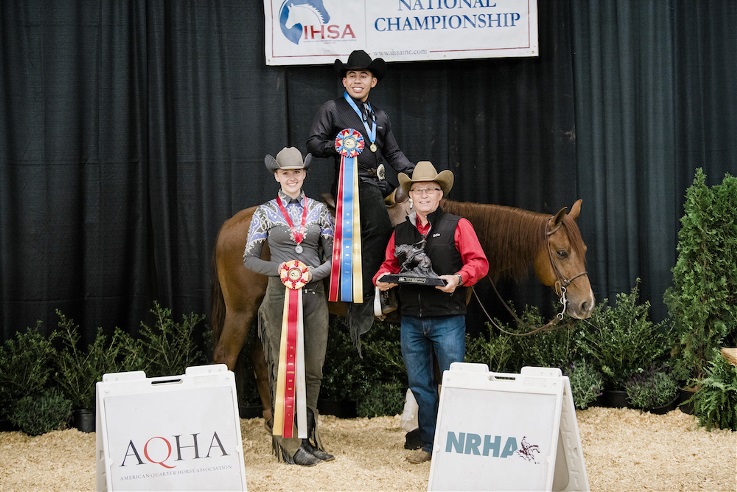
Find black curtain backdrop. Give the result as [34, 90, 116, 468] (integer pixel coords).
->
[1, 0, 735, 343]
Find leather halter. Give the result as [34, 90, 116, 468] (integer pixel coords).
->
[545, 220, 589, 303]
[545, 222, 589, 295]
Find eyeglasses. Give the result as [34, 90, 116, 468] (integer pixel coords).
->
[410, 187, 441, 195]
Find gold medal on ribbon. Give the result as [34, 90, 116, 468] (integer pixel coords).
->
[370, 143, 377, 153]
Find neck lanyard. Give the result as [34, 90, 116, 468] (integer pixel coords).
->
[276, 195, 308, 254]
[343, 91, 377, 151]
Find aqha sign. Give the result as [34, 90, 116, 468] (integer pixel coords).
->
[264, 0, 538, 66]
[96, 366, 247, 491]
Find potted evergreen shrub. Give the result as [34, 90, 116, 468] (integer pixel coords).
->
[576, 279, 673, 407]
[0, 323, 70, 435]
[9, 388, 73, 436]
[117, 301, 207, 377]
[566, 359, 604, 410]
[665, 169, 737, 387]
[464, 325, 517, 373]
[624, 365, 679, 414]
[358, 321, 407, 418]
[54, 311, 123, 432]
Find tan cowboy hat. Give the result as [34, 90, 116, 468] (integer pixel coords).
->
[264, 147, 312, 173]
[398, 161, 454, 196]
[334, 50, 387, 82]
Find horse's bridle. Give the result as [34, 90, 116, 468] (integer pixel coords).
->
[545, 220, 589, 320]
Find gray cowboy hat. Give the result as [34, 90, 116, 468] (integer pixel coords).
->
[334, 50, 387, 82]
[264, 147, 312, 173]
[398, 161, 454, 196]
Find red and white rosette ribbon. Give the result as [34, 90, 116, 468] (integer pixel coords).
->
[273, 260, 309, 439]
[279, 260, 310, 290]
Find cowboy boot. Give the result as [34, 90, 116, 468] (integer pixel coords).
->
[291, 446, 320, 466]
[302, 408, 335, 461]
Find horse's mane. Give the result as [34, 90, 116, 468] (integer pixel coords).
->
[440, 199, 585, 281]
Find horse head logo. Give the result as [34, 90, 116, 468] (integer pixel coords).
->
[279, 0, 330, 45]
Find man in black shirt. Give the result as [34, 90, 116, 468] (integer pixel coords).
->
[307, 50, 414, 349]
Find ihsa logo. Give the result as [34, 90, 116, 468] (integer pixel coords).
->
[278, 0, 356, 44]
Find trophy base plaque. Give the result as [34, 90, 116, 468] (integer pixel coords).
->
[382, 274, 447, 286]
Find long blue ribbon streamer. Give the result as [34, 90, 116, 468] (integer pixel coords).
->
[340, 155, 355, 301]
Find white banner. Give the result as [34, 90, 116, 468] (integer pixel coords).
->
[264, 0, 539, 66]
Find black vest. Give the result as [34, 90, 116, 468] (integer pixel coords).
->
[395, 208, 468, 317]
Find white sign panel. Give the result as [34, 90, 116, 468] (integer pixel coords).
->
[96, 365, 247, 491]
[264, 0, 539, 66]
[428, 364, 589, 492]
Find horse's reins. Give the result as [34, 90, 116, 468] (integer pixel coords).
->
[473, 217, 588, 337]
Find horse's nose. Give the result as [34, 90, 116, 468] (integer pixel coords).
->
[579, 295, 595, 318]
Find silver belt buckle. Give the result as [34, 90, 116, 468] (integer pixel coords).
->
[377, 164, 385, 180]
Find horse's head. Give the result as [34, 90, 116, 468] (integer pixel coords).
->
[386, 186, 411, 226]
[533, 199, 595, 319]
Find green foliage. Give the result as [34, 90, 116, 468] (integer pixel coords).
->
[357, 381, 405, 418]
[358, 322, 407, 417]
[320, 319, 406, 417]
[565, 359, 604, 410]
[360, 322, 406, 383]
[320, 318, 371, 402]
[514, 308, 580, 370]
[9, 388, 73, 436]
[690, 355, 737, 431]
[465, 327, 517, 373]
[465, 304, 580, 374]
[624, 366, 679, 410]
[0, 302, 210, 435]
[0, 323, 57, 420]
[120, 302, 208, 377]
[665, 169, 737, 380]
[54, 311, 123, 409]
[576, 280, 673, 389]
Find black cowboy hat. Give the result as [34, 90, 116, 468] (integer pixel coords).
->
[334, 50, 387, 82]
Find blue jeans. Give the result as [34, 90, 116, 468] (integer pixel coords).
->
[400, 314, 466, 453]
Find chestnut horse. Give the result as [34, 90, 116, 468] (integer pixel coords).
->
[211, 193, 594, 420]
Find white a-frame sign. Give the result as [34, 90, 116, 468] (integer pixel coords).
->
[428, 364, 589, 491]
[95, 364, 248, 491]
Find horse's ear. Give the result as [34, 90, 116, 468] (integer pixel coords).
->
[384, 188, 397, 206]
[569, 199, 582, 221]
[393, 186, 408, 204]
[551, 206, 568, 229]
